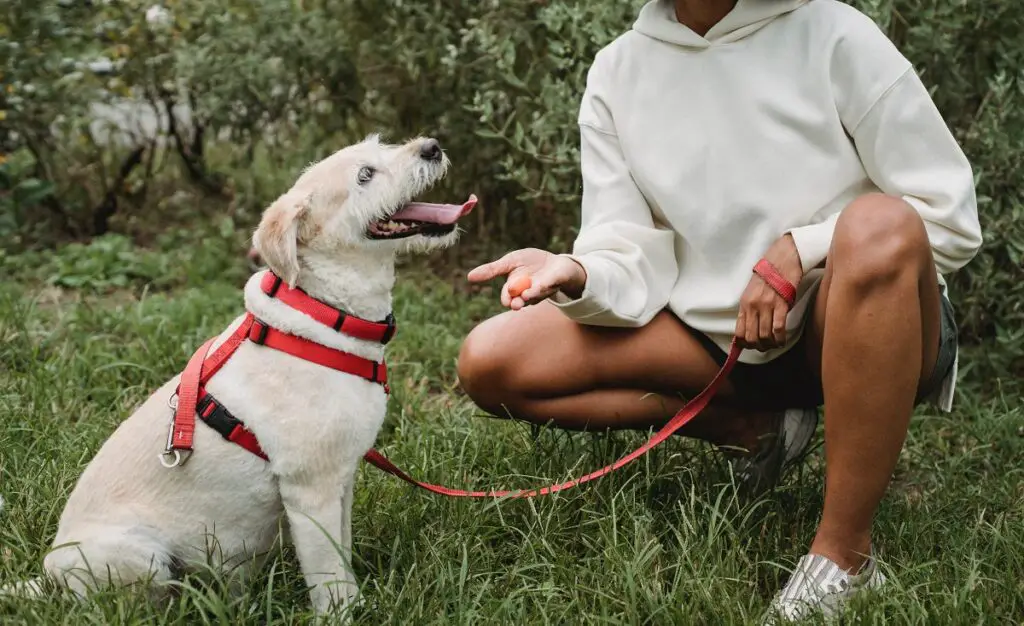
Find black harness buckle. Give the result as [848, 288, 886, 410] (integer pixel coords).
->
[333, 312, 347, 332]
[265, 275, 283, 298]
[196, 394, 243, 441]
[381, 312, 397, 345]
[250, 320, 270, 345]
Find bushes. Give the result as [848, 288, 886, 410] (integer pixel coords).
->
[841, 0, 1024, 383]
[2, 0, 1021, 380]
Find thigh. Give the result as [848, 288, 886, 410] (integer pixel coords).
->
[471, 301, 734, 398]
[804, 255, 944, 388]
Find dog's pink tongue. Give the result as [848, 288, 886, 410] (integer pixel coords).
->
[392, 194, 477, 225]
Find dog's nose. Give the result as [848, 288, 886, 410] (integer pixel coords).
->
[420, 138, 442, 162]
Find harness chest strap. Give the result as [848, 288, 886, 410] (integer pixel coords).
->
[162, 311, 389, 466]
[247, 319, 388, 386]
[166, 316, 257, 456]
[165, 271, 394, 463]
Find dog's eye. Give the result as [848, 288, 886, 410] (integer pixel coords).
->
[357, 166, 375, 185]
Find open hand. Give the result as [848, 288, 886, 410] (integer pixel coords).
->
[468, 248, 587, 310]
[736, 234, 804, 351]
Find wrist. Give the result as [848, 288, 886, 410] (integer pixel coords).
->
[560, 256, 588, 299]
[779, 234, 804, 283]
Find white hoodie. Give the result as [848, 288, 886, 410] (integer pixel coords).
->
[552, 0, 982, 405]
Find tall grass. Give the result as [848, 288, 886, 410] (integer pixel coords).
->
[1, 263, 1021, 624]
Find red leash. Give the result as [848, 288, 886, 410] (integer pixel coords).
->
[161, 261, 791, 499]
[361, 340, 740, 498]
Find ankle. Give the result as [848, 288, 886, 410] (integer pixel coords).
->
[809, 530, 873, 572]
[715, 410, 782, 456]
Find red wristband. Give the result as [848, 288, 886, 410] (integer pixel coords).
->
[753, 259, 797, 308]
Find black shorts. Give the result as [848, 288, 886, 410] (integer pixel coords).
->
[684, 293, 959, 411]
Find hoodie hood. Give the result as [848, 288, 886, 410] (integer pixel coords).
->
[633, 0, 809, 47]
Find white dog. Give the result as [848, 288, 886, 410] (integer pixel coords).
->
[1, 135, 474, 616]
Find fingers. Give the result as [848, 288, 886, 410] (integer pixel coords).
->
[745, 304, 761, 349]
[500, 276, 513, 308]
[510, 270, 558, 310]
[518, 276, 554, 305]
[467, 251, 518, 283]
[772, 301, 788, 346]
[757, 301, 774, 351]
[736, 276, 791, 351]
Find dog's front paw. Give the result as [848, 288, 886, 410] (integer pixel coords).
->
[310, 580, 363, 622]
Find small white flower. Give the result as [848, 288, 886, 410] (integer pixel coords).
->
[145, 5, 171, 27]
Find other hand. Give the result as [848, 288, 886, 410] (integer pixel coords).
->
[467, 248, 587, 310]
[736, 234, 804, 351]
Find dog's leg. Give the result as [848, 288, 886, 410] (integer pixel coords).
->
[280, 471, 359, 617]
[41, 530, 177, 602]
[0, 577, 47, 598]
[339, 477, 354, 580]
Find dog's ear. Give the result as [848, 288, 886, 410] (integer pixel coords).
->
[252, 191, 312, 287]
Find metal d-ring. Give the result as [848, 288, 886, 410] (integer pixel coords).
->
[158, 449, 185, 468]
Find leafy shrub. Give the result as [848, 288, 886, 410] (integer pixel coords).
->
[3, 0, 1022, 382]
[43, 233, 169, 290]
[0, 150, 58, 250]
[0, 225, 248, 293]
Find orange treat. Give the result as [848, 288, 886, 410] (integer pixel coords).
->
[508, 275, 532, 299]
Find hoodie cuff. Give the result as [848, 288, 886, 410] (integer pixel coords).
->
[786, 213, 840, 274]
[549, 254, 610, 320]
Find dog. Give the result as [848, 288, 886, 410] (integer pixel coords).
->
[0, 134, 475, 616]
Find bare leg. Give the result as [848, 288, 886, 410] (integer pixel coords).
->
[458, 301, 777, 453]
[459, 193, 946, 576]
[802, 194, 943, 571]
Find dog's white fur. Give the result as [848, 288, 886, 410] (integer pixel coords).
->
[0, 135, 461, 616]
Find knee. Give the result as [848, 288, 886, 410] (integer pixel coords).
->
[831, 193, 930, 289]
[457, 316, 518, 414]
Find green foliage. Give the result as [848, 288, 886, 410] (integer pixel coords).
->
[1, 1, 104, 238]
[43, 233, 168, 290]
[844, 0, 1024, 382]
[344, 0, 645, 248]
[1, 226, 249, 293]
[2, 0, 1022, 379]
[0, 150, 57, 249]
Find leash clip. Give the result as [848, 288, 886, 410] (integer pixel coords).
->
[158, 393, 192, 469]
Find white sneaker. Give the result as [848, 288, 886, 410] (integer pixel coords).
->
[763, 550, 887, 623]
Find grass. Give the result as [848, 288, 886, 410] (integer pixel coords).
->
[0, 249, 1022, 625]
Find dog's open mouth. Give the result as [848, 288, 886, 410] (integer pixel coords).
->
[367, 194, 477, 240]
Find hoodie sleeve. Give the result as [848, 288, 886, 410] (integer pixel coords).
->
[786, 13, 983, 275]
[550, 58, 678, 327]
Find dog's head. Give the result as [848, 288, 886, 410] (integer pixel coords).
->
[251, 135, 475, 285]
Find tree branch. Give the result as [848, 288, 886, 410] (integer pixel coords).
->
[159, 87, 226, 195]
[91, 145, 146, 236]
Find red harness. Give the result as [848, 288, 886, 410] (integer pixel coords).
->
[160, 272, 393, 466]
[161, 261, 795, 499]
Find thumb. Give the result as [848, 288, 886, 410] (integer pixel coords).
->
[518, 264, 563, 303]
[467, 251, 519, 283]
